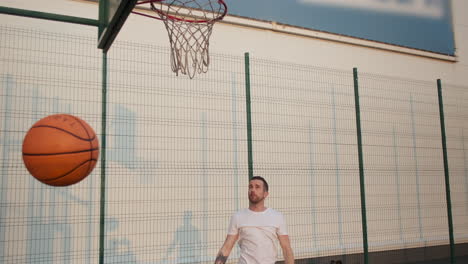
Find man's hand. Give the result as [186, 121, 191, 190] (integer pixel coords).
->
[214, 253, 228, 264]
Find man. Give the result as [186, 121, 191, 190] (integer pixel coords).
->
[214, 176, 294, 264]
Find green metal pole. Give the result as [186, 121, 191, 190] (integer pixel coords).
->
[0, 6, 99, 27]
[98, 52, 108, 264]
[98, 0, 108, 40]
[353, 68, 369, 264]
[245, 52, 254, 180]
[437, 79, 455, 264]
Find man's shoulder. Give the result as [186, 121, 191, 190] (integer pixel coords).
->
[266, 208, 285, 218]
[231, 208, 286, 228]
[233, 208, 250, 217]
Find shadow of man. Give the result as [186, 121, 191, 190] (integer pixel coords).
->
[166, 211, 202, 263]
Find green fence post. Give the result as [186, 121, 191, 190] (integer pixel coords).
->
[437, 79, 455, 264]
[353, 68, 369, 264]
[98, 0, 108, 39]
[245, 53, 254, 180]
[98, 51, 108, 264]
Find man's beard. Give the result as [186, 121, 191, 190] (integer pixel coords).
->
[249, 194, 264, 204]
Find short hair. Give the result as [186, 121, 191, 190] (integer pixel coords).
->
[250, 176, 269, 192]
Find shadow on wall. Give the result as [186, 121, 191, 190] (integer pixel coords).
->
[165, 211, 202, 263]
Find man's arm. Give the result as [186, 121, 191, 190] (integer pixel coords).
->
[214, 234, 239, 264]
[278, 235, 294, 264]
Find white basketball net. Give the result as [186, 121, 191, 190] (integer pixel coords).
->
[149, 0, 227, 79]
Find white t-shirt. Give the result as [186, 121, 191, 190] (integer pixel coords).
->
[227, 208, 288, 264]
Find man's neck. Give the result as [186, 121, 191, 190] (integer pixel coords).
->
[249, 203, 267, 212]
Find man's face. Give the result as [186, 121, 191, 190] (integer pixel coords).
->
[248, 179, 268, 204]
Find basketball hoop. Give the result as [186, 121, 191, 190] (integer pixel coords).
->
[134, 0, 227, 79]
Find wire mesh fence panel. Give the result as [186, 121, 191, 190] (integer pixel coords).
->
[358, 73, 450, 262]
[248, 59, 363, 262]
[103, 42, 248, 263]
[2, 23, 468, 264]
[443, 83, 468, 253]
[0, 25, 102, 263]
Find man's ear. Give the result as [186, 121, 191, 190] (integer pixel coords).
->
[264, 191, 269, 198]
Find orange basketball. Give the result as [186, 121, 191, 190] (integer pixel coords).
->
[22, 114, 99, 186]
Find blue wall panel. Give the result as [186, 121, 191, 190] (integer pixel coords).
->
[226, 0, 455, 55]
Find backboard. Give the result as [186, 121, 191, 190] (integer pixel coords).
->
[98, 0, 138, 52]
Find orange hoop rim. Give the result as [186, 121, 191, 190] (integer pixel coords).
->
[135, 0, 227, 23]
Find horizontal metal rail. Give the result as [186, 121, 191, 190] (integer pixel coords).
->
[0, 6, 99, 27]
